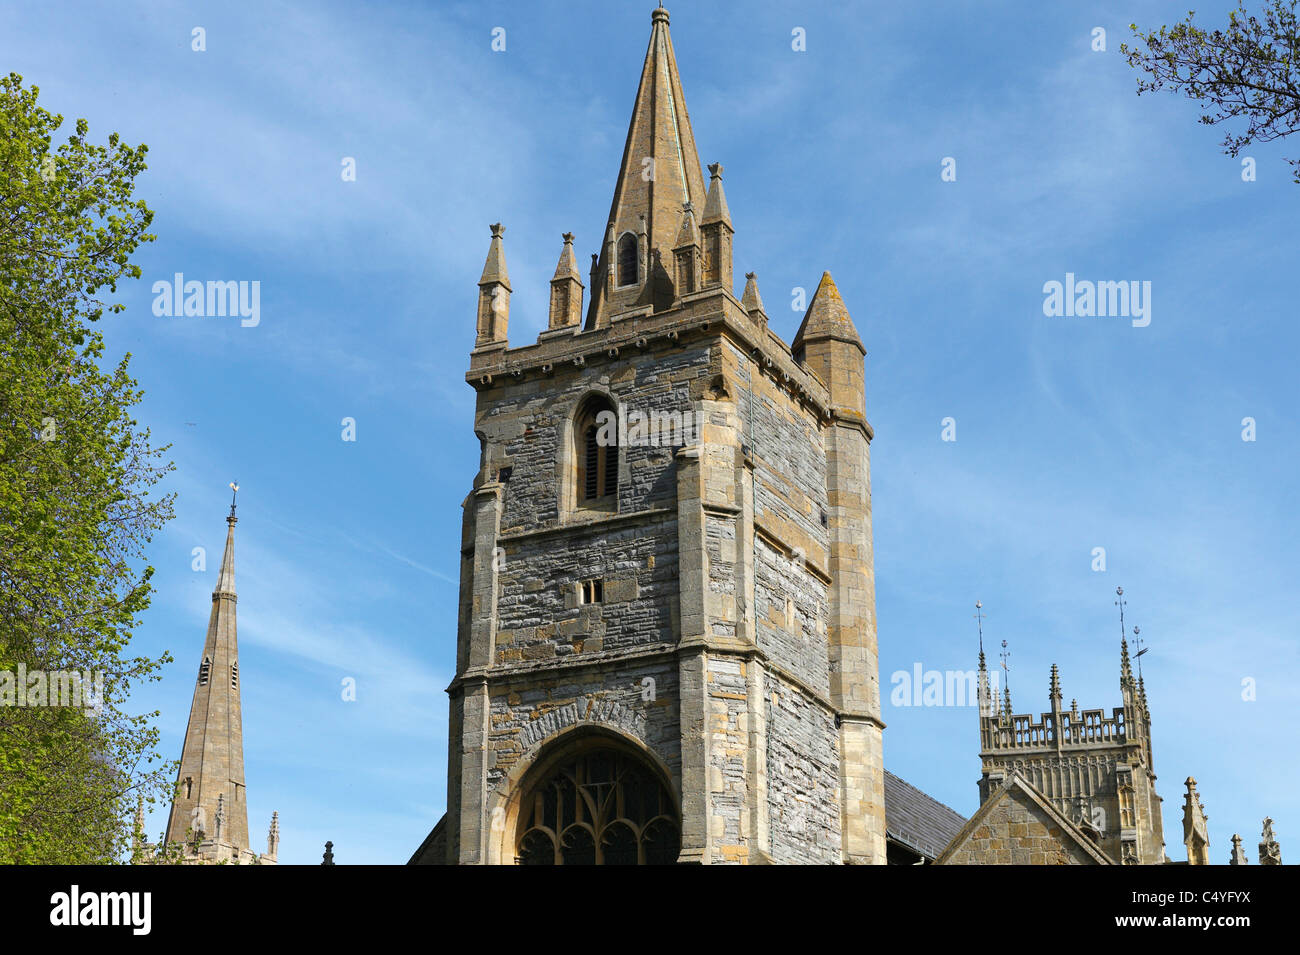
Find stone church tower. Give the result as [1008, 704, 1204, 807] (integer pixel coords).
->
[156, 492, 278, 865]
[970, 589, 1166, 865]
[425, 6, 887, 865]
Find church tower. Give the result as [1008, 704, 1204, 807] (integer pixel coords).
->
[429, 7, 887, 865]
[973, 588, 1166, 864]
[160, 488, 277, 864]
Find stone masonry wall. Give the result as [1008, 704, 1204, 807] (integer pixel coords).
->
[486, 660, 680, 795]
[765, 671, 841, 864]
[943, 793, 1100, 865]
[754, 536, 830, 697]
[496, 514, 677, 659]
[481, 345, 714, 534]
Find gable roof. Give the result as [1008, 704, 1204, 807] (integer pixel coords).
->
[933, 773, 1115, 865]
[884, 770, 968, 860]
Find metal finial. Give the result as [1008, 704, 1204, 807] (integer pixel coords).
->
[999, 638, 1011, 694]
[974, 600, 985, 656]
[1115, 585, 1128, 641]
[228, 480, 239, 522]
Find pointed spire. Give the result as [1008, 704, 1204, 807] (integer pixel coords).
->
[999, 638, 1012, 718]
[674, 201, 701, 248]
[132, 796, 146, 856]
[267, 811, 280, 859]
[215, 482, 237, 598]
[701, 162, 731, 226]
[1182, 777, 1210, 864]
[476, 223, 511, 347]
[1115, 586, 1137, 694]
[700, 162, 734, 291]
[590, 5, 708, 322]
[1049, 664, 1062, 703]
[793, 272, 866, 358]
[1230, 833, 1248, 865]
[163, 496, 251, 857]
[552, 232, 580, 281]
[1260, 817, 1282, 865]
[975, 601, 992, 724]
[672, 201, 702, 297]
[741, 271, 767, 324]
[478, 222, 510, 287]
[548, 232, 585, 331]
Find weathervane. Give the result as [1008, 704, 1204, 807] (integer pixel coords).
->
[228, 480, 239, 521]
[999, 638, 1011, 682]
[1133, 625, 1148, 679]
[974, 600, 985, 657]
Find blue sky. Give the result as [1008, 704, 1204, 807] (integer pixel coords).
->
[6, 0, 1296, 864]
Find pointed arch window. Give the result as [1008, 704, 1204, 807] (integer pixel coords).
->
[575, 394, 618, 506]
[515, 747, 679, 865]
[617, 233, 638, 287]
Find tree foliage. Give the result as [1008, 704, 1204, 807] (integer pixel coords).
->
[0, 72, 176, 863]
[1122, 1, 1300, 181]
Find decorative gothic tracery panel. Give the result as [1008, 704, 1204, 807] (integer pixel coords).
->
[515, 747, 678, 865]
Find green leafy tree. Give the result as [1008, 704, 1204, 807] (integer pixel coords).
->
[0, 72, 176, 863]
[1122, 1, 1300, 182]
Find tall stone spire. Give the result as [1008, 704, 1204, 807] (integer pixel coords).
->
[588, 5, 709, 324]
[163, 486, 251, 861]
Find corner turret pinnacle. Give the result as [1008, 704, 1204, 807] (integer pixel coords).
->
[476, 223, 511, 347]
[793, 272, 866, 358]
[741, 271, 766, 319]
[701, 162, 731, 227]
[478, 223, 511, 288]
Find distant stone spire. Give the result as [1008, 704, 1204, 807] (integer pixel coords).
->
[1260, 817, 1282, 865]
[974, 601, 993, 725]
[1049, 664, 1061, 703]
[999, 638, 1013, 719]
[1182, 777, 1210, 865]
[267, 811, 280, 860]
[1116, 586, 1134, 687]
[132, 796, 146, 859]
[163, 490, 250, 858]
[588, 5, 708, 324]
[1230, 833, 1248, 865]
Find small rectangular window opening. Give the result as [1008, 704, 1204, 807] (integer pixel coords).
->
[580, 579, 604, 604]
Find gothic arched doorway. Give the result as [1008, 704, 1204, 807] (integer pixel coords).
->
[514, 739, 679, 865]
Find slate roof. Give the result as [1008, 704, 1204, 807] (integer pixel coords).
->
[884, 770, 968, 860]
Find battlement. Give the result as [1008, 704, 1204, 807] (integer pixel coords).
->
[982, 706, 1128, 752]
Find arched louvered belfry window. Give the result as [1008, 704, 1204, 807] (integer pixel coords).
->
[515, 743, 679, 865]
[575, 394, 617, 506]
[617, 233, 638, 287]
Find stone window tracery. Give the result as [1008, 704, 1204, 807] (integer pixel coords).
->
[516, 748, 678, 865]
